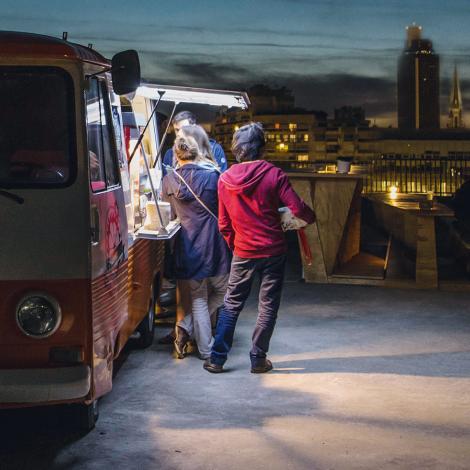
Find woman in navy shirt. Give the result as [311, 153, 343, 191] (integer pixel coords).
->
[163, 135, 231, 359]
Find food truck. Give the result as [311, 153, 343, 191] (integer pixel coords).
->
[0, 31, 249, 430]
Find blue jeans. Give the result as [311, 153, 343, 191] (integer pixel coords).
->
[211, 254, 286, 367]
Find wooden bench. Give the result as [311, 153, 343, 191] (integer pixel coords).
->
[365, 193, 454, 288]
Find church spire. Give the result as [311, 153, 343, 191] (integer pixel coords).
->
[448, 65, 464, 128]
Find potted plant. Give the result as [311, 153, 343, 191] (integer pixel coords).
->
[336, 156, 353, 174]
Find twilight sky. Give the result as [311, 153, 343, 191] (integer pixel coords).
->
[2, 0, 470, 125]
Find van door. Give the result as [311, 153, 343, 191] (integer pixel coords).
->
[85, 77, 128, 397]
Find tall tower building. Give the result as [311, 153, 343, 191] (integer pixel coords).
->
[447, 65, 464, 128]
[397, 24, 440, 130]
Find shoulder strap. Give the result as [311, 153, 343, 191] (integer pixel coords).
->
[171, 169, 218, 220]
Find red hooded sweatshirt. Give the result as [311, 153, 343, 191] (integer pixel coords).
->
[218, 160, 316, 258]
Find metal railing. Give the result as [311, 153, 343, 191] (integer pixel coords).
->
[273, 155, 470, 196]
[363, 155, 470, 196]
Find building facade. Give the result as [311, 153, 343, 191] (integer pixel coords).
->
[397, 24, 440, 130]
[214, 109, 320, 163]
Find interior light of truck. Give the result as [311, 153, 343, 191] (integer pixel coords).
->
[16, 294, 62, 338]
[136, 85, 249, 109]
[86, 101, 100, 123]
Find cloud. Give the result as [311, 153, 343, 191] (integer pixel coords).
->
[149, 60, 252, 87]
[146, 54, 397, 119]
[273, 73, 397, 116]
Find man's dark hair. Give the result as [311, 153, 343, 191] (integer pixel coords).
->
[173, 110, 196, 125]
[231, 122, 266, 163]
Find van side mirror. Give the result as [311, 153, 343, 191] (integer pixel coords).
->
[111, 50, 141, 95]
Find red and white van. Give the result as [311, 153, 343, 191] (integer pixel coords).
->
[0, 31, 165, 430]
[0, 30, 249, 431]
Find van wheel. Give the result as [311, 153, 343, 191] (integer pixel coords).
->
[73, 400, 99, 433]
[136, 294, 156, 348]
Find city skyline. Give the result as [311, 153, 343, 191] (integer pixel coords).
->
[2, 0, 470, 125]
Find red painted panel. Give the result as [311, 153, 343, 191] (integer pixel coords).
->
[91, 261, 129, 342]
[0, 279, 91, 369]
[115, 239, 164, 352]
[0, 31, 108, 65]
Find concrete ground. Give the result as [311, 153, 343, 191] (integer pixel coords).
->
[1, 283, 470, 470]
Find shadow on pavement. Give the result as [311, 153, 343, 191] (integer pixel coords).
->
[272, 350, 470, 378]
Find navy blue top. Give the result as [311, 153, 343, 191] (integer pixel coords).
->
[162, 139, 228, 175]
[162, 164, 231, 280]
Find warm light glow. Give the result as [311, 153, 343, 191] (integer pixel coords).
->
[297, 154, 309, 162]
[275, 123, 280, 129]
[389, 185, 399, 199]
[234, 125, 240, 131]
[304, 134, 309, 142]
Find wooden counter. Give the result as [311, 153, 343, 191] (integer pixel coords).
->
[288, 172, 363, 283]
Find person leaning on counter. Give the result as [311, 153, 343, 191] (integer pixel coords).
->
[162, 110, 227, 174]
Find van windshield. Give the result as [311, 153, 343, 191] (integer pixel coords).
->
[0, 67, 75, 188]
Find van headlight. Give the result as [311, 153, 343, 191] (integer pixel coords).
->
[16, 294, 62, 338]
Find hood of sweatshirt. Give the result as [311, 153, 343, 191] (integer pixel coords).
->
[166, 164, 218, 201]
[219, 160, 273, 194]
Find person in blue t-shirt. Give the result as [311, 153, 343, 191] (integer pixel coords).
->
[162, 110, 227, 175]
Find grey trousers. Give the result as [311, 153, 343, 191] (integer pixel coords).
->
[211, 254, 286, 366]
[179, 274, 229, 358]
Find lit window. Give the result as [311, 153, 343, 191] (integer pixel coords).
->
[277, 143, 288, 152]
[283, 134, 289, 142]
[289, 123, 297, 131]
[304, 134, 309, 142]
[289, 134, 297, 142]
[297, 154, 309, 162]
[276, 134, 281, 142]
[275, 123, 280, 129]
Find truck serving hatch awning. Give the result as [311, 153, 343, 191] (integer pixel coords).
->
[135, 84, 250, 109]
[132, 83, 250, 241]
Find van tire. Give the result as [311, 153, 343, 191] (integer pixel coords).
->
[136, 292, 156, 348]
[73, 400, 99, 433]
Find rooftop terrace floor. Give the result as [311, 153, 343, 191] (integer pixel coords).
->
[1, 283, 470, 469]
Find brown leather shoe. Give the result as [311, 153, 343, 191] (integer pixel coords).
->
[251, 359, 273, 374]
[174, 326, 190, 359]
[203, 359, 224, 373]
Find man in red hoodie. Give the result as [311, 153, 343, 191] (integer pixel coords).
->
[204, 122, 315, 374]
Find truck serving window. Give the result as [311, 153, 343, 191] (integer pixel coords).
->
[0, 67, 76, 188]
